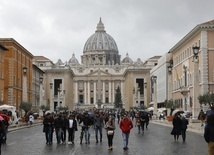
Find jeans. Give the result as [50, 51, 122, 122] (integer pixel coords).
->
[61, 127, 66, 142]
[95, 126, 102, 142]
[84, 128, 90, 143]
[122, 132, 130, 148]
[55, 128, 62, 143]
[45, 127, 52, 143]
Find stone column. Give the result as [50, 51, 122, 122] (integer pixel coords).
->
[74, 82, 78, 103]
[94, 81, 96, 104]
[88, 82, 90, 105]
[84, 81, 87, 104]
[102, 81, 105, 103]
[112, 81, 115, 103]
[109, 81, 111, 103]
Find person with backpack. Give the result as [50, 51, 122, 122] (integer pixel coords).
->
[198, 110, 206, 127]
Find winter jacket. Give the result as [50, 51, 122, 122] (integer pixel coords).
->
[120, 118, 133, 133]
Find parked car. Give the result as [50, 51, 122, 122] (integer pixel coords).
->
[33, 113, 39, 119]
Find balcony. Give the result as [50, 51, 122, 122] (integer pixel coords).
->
[179, 86, 189, 96]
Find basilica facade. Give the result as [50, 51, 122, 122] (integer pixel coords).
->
[34, 19, 159, 111]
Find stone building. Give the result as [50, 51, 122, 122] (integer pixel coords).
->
[35, 18, 159, 111]
[0, 44, 7, 104]
[0, 38, 34, 109]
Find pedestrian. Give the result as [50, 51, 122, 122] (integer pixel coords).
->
[94, 113, 104, 143]
[204, 114, 214, 155]
[140, 112, 146, 133]
[105, 117, 116, 150]
[181, 114, 189, 142]
[198, 110, 205, 127]
[117, 111, 120, 124]
[29, 113, 34, 126]
[67, 114, 78, 144]
[119, 114, 133, 150]
[43, 113, 54, 145]
[206, 105, 214, 120]
[135, 113, 141, 133]
[170, 113, 182, 141]
[0, 118, 5, 155]
[61, 112, 68, 144]
[54, 113, 63, 144]
[145, 113, 150, 129]
[79, 112, 93, 144]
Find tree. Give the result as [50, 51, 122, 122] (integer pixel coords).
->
[164, 99, 178, 116]
[19, 101, 32, 117]
[198, 92, 214, 108]
[114, 86, 123, 108]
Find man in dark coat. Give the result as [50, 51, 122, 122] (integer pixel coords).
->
[181, 114, 189, 142]
[204, 114, 214, 155]
[43, 113, 54, 145]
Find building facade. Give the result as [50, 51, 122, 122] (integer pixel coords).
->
[0, 44, 7, 105]
[0, 38, 34, 111]
[35, 18, 159, 111]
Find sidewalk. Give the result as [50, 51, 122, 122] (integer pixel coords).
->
[8, 119, 43, 132]
[151, 119, 205, 135]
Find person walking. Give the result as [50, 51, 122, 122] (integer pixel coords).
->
[43, 113, 54, 145]
[204, 114, 214, 155]
[119, 114, 133, 150]
[198, 110, 206, 127]
[79, 112, 93, 144]
[54, 113, 63, 144]
[94, 113, 104, 143]
[171, 113, 182, 141]
[181, 114, 189, 142]
[29, 113, 34, 126]
[67, 114, 77, 144]
[105, 117, 116, 150]
[140, 112, 146, 133]
[61, 112, 68, 144]
[135, 113, 141, 133]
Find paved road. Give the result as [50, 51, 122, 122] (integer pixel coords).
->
[2, 122, 208, 155]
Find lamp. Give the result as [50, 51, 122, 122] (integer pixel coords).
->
[144, 82, 147, 88]
[133, 87, 135, 94]
[152, 76, 157, 82]
[39, 76, 43, 84]
[192, 46, 200, 59]
[50, 83, 53, 89]
[23, 67, 27, 76]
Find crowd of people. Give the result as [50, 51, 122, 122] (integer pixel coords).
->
[42, 109, 151, 151]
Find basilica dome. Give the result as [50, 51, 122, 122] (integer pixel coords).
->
[81, 18, 120, 65]
[83, 18, 118, 52]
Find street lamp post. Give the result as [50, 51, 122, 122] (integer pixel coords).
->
[50, 83, 53, 111]
[133, 87, 136, 107]
[22, 67, 28, 102]
[152, 76, 157, 117]
[167, 63, 173, 100]
[57, 88, 61, 112]
[192, 46, 200, 119]
[39, 76, 43, 108]
[144, 82, 147, 107]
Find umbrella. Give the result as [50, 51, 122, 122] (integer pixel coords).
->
[172, 110, 184, 116]
[0, 116, 4, 121]
[0, 113, 10, 121]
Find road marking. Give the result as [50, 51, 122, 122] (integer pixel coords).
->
[8, 142, 16, 145]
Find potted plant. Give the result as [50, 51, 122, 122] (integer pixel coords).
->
[164, 99, 175, 122]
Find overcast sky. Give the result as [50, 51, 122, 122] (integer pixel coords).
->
[0, 0, 214, 63]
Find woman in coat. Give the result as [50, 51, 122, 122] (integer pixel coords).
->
[171, 113, 182, 141]
[0, 120, 5, 155]
[104, 117, 116, 150]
